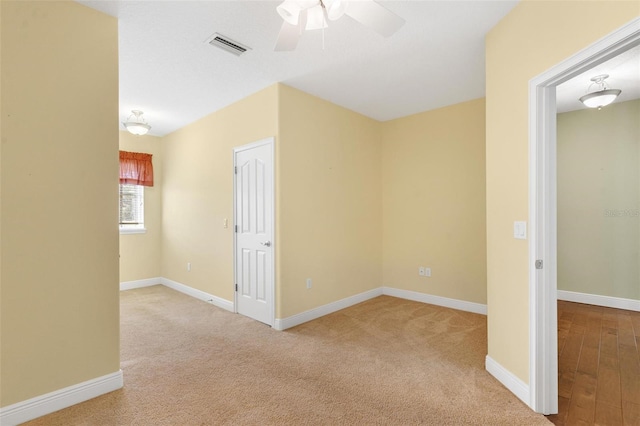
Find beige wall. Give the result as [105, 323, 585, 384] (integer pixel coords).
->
[382, 99, 487, 304]
[7, 0, 636, 413]
[0, 1, 119, 406]
[160, 83, 486, 320]
[558, 99, 640, 301]
[119, 131, 163, 282]
[277, 85, 383, 318]
[486, 1, 639, 383]
[161, 85, 278, 301]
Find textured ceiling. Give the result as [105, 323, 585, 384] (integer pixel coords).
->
[78, 0, 519, 136]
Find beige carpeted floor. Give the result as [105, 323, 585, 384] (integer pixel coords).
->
[25, 285, 550, 425]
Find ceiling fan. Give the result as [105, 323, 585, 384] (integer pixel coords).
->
[274, 0, 405, 51]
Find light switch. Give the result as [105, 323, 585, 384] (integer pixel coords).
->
[514, 221, 527, 240]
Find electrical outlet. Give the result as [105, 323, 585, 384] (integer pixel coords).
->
[187, 262, 191, 272]
[306, 278, 312, 289]
[425, 268, 431, 277]
[418, 267, 425, 276]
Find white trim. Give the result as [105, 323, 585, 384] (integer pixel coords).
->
[274, 288, 383, 330]
[160, 277, 234, 312]
[528, 17, 640, 414]
[0, 370, 123, 426]
[485, 356, 530, 406]
[119, 227, 146, 235]
[528, 72, 559, 415]
[558, 290, 640, 312]
[382, 287, 487, 315]
[119, 277, 161, 291]
[274, 287, 487, 330]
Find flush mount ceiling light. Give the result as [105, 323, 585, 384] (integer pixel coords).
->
[578, 74, 622, 110]
[123, 110, 151, 136]
[274, 0, 405, 51]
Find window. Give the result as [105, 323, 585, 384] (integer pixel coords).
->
[119, 184, 144, 233]
[118, 150, 153, 234]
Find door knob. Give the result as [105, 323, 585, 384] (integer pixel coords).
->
[260, 241, 271, 247]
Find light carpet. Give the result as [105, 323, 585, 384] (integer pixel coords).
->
[25, 285, 550, 425]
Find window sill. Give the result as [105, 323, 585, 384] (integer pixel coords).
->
[119, 227, 147, 235]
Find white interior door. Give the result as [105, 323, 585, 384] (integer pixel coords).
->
[234, 138, 274, 326]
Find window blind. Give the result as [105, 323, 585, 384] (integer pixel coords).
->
[119, 184, 144, 226]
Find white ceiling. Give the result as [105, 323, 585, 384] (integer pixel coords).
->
[78, 0, 520, 136]
[557, 43, 640, 113]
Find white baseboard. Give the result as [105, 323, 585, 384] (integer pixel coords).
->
[557, 290, 640, 312]
[0, 370, 123, 426]
[485, 356, 530, 406]
[160, 277, 234, 312]
[382, 287, 488, 315]
[124, 279, 487, 331]
[119, 277, 161, 291]
[274, 288, 384, 331]
[273, 287, 487, 331]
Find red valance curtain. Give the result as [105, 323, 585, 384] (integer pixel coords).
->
[119, 151, 154, 187]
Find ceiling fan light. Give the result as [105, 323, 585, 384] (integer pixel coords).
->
[326, 0, 347, 21]
[579, 89, 621, 109]
[305, 5, 328, 30]
[277, 1, 302, 25]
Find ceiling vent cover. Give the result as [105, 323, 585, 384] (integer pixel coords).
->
[206, 33, 251, 56]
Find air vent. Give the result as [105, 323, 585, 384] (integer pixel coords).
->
[206, 33, 251, 56]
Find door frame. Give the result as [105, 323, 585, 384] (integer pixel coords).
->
[528, 18, 640, 414]
[232, 137, 276, 326]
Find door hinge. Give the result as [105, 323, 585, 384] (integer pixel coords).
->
[235, 283, 238, 292]
[535, 259, 543, 270]
[235, 225, 238, 233]
[234, 166, 237, 174]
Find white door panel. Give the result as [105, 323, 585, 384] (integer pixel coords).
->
[234, 139, 274, 326]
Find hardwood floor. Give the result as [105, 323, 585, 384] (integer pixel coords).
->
[547, 301, 640, 425]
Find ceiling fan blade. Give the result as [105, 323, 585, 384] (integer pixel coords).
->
[345, 0, 405, 37]
[274, 21, 301, 51]
[274, 8, 308, 51]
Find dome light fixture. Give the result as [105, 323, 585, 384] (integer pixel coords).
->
[123, 110, 151, 136]
[578, 74, 622, 110]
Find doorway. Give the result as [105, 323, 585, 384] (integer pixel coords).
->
[528, 18, 640, 415]
[233, 137, 275, 326]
